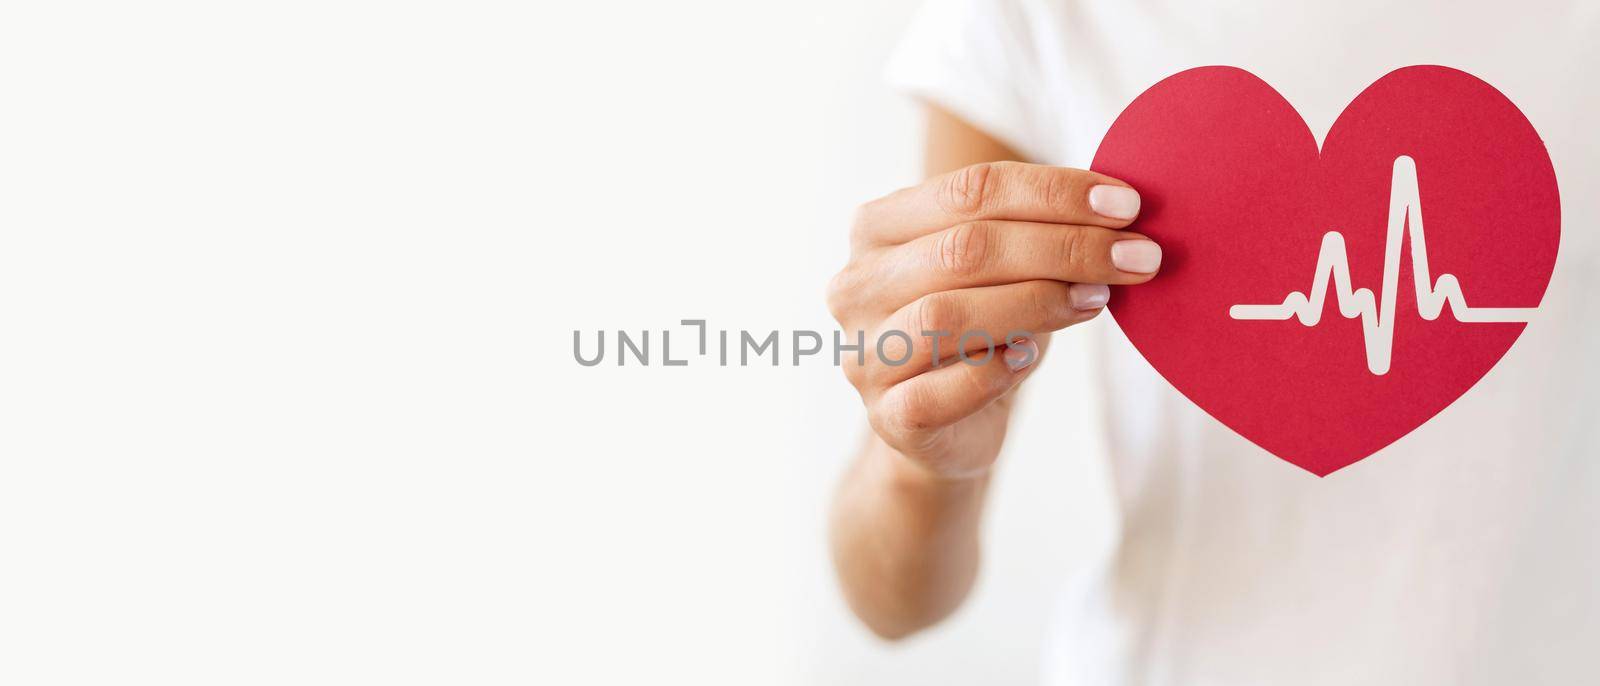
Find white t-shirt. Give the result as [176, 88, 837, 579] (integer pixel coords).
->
[887, 1, 1600, 684]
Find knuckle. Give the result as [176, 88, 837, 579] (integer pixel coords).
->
[825, 268, 857, 320]
[938, 162, 995, 215]
[1026, 280, 1069, 322]
[876, 387, 938, 437]
[1057, 227, 1096, 273]
[1039, 167, 1081, 210]
[908, 292, 960, 338]
[841, 355, 868, 388]
[934, 221, 993, 277]
[848, 200, 879, 246]
[872, 329, 911, 373]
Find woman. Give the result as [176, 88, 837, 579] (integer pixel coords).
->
[827, 1, 1600, 683]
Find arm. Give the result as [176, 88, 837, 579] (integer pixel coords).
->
[826, 107, 1160, 639]
[829, 108, 1020, 639]
[829, 424, 993, 640]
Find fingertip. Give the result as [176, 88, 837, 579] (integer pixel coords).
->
[1068, 283, 1111, 311]
[1002, 337, 1039, 372]
[1088, 184, 1141, 221]
[1110, 239, 1162, 275]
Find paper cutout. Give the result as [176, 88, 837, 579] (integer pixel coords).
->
[1091, 66, 1560, 476]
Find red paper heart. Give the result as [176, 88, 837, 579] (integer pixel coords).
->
[1091, 66, 1560, 476]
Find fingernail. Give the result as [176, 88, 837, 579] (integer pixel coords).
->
[1069, 283, 1110, 310]
[1088, 185, 1140, 220]
[1111, 240, 1162, 273]
[1003, 338, 1038, 371]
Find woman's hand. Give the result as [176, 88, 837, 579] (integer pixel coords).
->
[827, 110, 1165, 640]
[826, 161, 1161, 480]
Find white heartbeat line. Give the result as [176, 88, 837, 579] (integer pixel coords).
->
[1228, 155, 1536, 376]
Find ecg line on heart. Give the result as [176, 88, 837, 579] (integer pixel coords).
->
[1228, 155, 1536, 375]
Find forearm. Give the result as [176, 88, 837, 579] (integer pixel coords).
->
[824, 105, 1112, 639]
[828, 434, 990, 639]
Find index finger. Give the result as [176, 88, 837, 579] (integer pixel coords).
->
[853, 161, 1141, 246]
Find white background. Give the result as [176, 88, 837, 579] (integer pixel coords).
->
[0, 2, 1112, 683]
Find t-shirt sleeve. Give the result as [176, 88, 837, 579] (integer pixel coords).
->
[884, 0, 1055, 163]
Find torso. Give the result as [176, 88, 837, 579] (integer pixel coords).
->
[1019, 1, 1600, 683]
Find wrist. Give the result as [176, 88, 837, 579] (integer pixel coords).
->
[871, 436, 991, 490]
